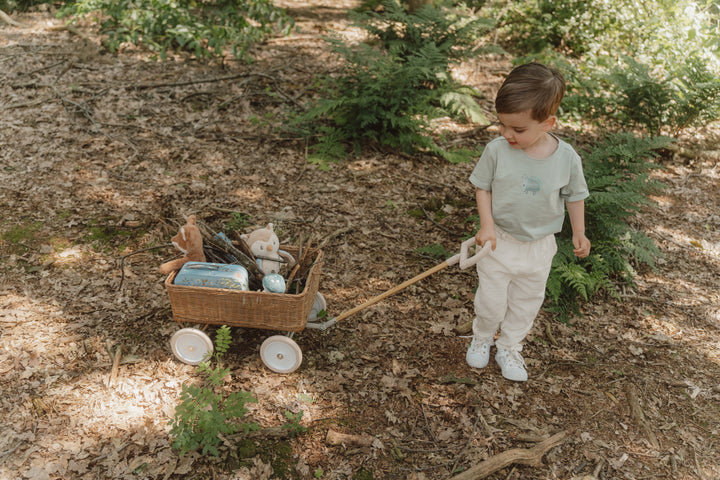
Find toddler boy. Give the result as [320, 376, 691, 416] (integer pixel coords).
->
[467, 62, 591, 381]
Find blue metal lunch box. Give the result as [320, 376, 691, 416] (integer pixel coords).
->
[174, 262, 249, 291]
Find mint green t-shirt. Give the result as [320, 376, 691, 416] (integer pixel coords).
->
[469, 135, 589, 242]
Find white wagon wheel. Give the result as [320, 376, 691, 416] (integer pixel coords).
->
[260, 335, 303, 374]
[309, 292, 327, 321]
[171, 328, 214, 365]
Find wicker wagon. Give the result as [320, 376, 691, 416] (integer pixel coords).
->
[164, 237, 492, 375]
[164, 246, 325, 373]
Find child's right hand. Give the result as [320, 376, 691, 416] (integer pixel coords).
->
[475, 226, 497, 251]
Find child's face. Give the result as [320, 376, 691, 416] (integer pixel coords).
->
[497, 110, 555, 151]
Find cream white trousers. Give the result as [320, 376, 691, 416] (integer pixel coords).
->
[472, 228, 557, 351]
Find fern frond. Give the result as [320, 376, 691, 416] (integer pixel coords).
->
[546, 133, 671, 318]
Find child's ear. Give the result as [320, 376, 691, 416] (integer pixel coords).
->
[542, 115, 557, 131]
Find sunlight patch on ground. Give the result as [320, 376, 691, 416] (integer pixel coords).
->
[648, 194, 673, 207]
[232, 184, 265, 201]
[56, 368, 177, 433]
[341, 26, 369, 43]
[652, 225, 720, 259]
[54, 246, 86, 266]
[645, 316, 684, 339]
[698, 341, 720, 364]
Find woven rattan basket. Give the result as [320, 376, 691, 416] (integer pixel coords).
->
[165, 246, 323, 332]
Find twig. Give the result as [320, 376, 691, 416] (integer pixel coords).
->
[130, 72, 281, 91]
[107, 343, 122, 388]
[420, 403, 436, 445]
[0, 9, 28, 27]
[544, 322, 558, 346]
[286, 233, 314, 293]
[53, 60, 74, 85]
[49, 85, 141, 176]
[20, 60, 66, 76]
[232, 230, 257, 263]
[449, 430, 568, 480]
[593, 459, 606, 478]
[318, 226, 353, 249]
[2, 96, 52, 111]
[285, 233, 305, 292]
[131, 72, 258, 90]
[625, 383, 660, 449]
[451, 409, 485, 474]
[0, 440, 25, 462]
[421, 205, 455, 234]
[197, 220, 265, 287]
[117, 244, 173, 291]
[326, 429, 376, 447]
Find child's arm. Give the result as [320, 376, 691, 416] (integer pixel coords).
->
[474, 188, 497, 250]
[567, 200, 591, 258]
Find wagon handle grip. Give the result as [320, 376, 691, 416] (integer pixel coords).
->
[447, 237, 492, 269]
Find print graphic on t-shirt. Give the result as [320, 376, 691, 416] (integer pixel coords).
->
[521, 175, 541, 195]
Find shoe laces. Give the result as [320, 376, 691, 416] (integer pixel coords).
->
[470, 339, 492, 353]
[502, 350, 525, 368]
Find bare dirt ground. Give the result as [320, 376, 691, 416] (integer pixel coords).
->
[1, 2, 720, 479]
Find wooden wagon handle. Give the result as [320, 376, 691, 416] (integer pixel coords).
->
[307, 239, 491, 330]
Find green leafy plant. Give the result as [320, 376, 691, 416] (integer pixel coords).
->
[494, 0, 719, 63]
[545, 134, 674, 319]
[289, 0, 494, 165]
[492, 0, 720, 133]
[59, 0, 294, 61]
[281, 410, 308, 438]
[225, 212, 252, 234]
[1, 0, 52, 12]
[557, 54, 720, 134]
[169, 326, 258, 456]
[415, 243, 453, 260]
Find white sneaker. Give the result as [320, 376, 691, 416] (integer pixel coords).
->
[495, 348, 528, 382]
[466, 338, 493, 369]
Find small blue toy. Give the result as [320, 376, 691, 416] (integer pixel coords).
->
[262, 273, 286, 293]
[174, 262, 249, 291]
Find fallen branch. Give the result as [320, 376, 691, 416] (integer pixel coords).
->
[318, 225, 352, 249]
[107, 343, 122, 388]
[130, 72, 269, 90]
[326, 429, 377, 447]
[545, 323, 558, 346]
[625, 383, 660, 449]
[450, 430, 567, 480]
[0, 9, 28, 27]
[420, 204, 455, 234]
[2, 96, 52, 111]
[117, 244, 173, 291]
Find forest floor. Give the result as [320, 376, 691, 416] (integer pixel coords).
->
[1, 1, 720, 479]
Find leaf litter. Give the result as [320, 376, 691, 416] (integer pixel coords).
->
[1, 1, 720, 479]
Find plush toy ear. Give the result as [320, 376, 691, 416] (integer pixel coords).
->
[187, 215, 197, 225]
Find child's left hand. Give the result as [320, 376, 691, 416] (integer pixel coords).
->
[572, 233, 591, 258]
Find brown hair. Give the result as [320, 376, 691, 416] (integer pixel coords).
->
[495, 62, 565, 121]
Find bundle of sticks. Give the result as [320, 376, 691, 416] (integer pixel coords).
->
[196, 220, 316, 294]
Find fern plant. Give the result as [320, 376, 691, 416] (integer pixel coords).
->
[169, 326, 258, 456]
[546, 133, 674, 319]
[289, 0, 494, 166]
[59, 0, 293, 61]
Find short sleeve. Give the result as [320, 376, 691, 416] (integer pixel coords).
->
[469, 141, 499, 191]
[560, 151, 589, 202]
